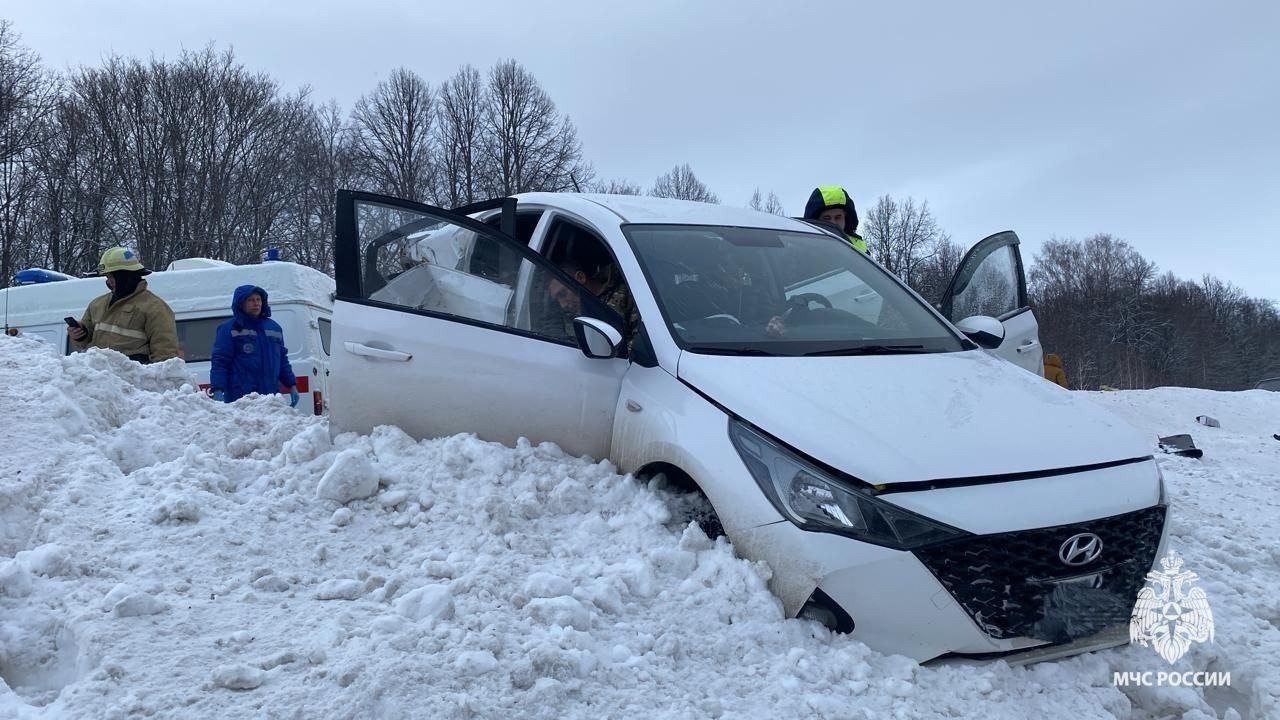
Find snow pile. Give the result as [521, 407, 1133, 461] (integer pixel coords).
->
[0, 337, 1277, 719]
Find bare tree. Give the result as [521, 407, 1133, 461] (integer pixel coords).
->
[912, 237, 965, 306]
[862, 195, 948, 287]
[350, 67, 437, 203]
[481, 59, 588, 196]
[437, 65, 486, 207]
[72, 47, 308, 268]
[747, 187, 784, 214]
[0, 21, 58, 285]
[764, 190, 785, 215]
[591, 178, 642, 195]
[29, 94, 114, 274]
[275, 100, 355, 272]
[649, 163, 718, 203]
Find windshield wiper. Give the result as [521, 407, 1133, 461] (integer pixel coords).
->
[684, 345, 781, 357]
[803, 344, 937, 357]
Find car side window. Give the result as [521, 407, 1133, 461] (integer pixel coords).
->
[950, 245, 1020, 320]
[175, 316, 231, 362]
[353, 198, 617, 345]
[537, 218, 637, 347]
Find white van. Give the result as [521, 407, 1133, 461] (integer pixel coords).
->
[1, 259, 335, 414]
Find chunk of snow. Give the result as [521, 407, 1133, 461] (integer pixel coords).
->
[151, 495, 201, 523]
[379, 490, 409, 508]
[252, 575, 290, 592]
[393, 585, 454, 625]
[211, 664, 265, 690]
[454, 651, 499, 677]
[100, 583, 135, 611]
[283, 424, 331, 464]
[112, 592, 169, 617]
[315, 579, 364, 600]
[15, 543, 70, 576]
[527, 596, 591, 631]
[316, 450, 379, 504]
[522, 572, 573, 599]
[0, 560, 32, 598]
[331, 508, 353, 526]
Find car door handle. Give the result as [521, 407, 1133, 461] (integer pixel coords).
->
[1015, 340, 1041, 354]
[343, 342, 412, 362]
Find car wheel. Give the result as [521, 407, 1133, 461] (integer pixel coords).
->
[640, 467, 725, 539]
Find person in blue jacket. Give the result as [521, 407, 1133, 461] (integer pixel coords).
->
[210, 285, 299, 407]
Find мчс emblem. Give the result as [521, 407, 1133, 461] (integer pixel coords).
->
[1129, 550, 1214, 663]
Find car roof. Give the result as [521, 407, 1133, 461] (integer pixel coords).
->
[513, 192, 821, 232]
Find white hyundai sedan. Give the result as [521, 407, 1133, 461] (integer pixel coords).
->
[329, 190, 1168, 663]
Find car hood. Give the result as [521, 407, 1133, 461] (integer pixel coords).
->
[677, 349, 1151, 486]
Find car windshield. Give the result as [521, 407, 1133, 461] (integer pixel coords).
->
[624, 224, 965, 356]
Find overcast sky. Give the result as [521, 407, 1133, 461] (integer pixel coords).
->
[8, 1, 1279, 300]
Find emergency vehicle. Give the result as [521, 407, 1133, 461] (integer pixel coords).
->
[1, 258, 334, 414]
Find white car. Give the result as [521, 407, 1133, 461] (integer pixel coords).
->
[329, 191, 1168, 663]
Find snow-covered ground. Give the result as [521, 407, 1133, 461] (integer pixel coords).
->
[1, 337, 1277, 719]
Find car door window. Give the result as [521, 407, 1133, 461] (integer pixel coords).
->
[344, 194, 619, 345]
[942, 231, 1028, 321]
[538, 217, 638, 348]
[482, 211, 543, 245]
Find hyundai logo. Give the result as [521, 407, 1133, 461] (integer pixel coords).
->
[1059, 533, 1104, 566]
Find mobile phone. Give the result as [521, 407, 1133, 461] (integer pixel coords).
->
[64, 316, 80, 328]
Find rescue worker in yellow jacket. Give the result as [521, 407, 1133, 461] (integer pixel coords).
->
[803, 185, 868, 254]
[1043, 353, 1069, 388]
[68, 247, 180, 364]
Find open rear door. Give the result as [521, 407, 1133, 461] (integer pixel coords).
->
[941, 231, 1043, 375]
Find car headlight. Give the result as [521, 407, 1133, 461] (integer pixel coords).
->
[728, 419, 968, 550]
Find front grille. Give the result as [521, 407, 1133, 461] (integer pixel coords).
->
[913, 505, 1166, 642]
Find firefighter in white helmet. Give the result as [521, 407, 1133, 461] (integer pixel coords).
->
[68, 247, 180, 363]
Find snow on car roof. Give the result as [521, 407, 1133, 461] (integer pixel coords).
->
[1, 261, 333, 324]
[515, 192, 820, 231]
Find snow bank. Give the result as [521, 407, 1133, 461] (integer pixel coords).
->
[1, 337, 1276, 719]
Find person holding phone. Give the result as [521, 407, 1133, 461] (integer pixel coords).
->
[68, 247, 179, 364]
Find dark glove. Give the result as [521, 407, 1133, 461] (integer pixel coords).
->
[212, 390, 226, 402]
[289, 387, 300, 408]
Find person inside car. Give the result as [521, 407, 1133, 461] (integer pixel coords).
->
[544, 259, 637, 349]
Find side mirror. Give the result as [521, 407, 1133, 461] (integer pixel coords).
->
[572, 317, 622, 359]
[955, 315, 1005, 349]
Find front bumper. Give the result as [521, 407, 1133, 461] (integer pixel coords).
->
[912, 504, 1167, 646]
[730, 504, 1169, 662]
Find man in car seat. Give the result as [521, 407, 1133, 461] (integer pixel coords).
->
[803, 185, 868, 255]
[545, 259, 638, 349]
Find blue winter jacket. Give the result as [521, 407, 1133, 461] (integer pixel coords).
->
[210, 285, 297, 402]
